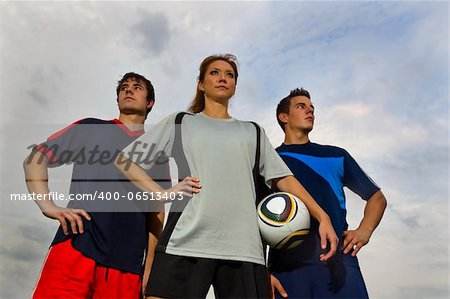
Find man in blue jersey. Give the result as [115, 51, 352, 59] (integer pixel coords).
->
[269, 88, 387, 298]
[23, 73, 169, 298]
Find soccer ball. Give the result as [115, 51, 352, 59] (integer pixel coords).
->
[257, 192, 310, 250]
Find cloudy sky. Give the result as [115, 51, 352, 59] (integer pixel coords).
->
[0, 1, 448, 298]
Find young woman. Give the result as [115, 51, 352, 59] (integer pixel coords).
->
[115, 54, 338, 298]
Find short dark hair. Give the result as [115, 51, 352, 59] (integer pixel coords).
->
[116, 72, 155, 117]
[276, 88, 311, 131]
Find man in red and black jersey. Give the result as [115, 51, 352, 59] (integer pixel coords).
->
[24, 73, 166, 298]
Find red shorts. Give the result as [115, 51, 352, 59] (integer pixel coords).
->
[32, 239, 141, 299]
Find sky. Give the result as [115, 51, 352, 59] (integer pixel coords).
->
[0, 1, 448, 298]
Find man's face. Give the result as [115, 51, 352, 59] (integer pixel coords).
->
[117, 78, 153, 116]
[284, 96, 315, 133]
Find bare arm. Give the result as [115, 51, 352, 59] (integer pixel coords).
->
[115, 153, 200, 297]
[142, 211, 164, 297]
[114, 153, 202, 198]
[342, 190, 387, 256]
[23, 150, 90, 234]
[269, 175, 339, 298]
[274, 175, 339, 262]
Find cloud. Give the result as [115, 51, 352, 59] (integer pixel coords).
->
[129, 11, 171, 56]
[398, 286, 449, 299]
[0, 213, 56, 298]
[0, 1, 448, 298]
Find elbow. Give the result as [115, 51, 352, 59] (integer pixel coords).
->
[114, 154, 122, 171]
[114, 153, 129, 175]
[375, 190, 388, 209]
[273, 175, 295, 191]
[23, 154, 31, 172]
[381, 192, 388, 208]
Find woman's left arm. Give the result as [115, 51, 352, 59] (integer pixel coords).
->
[274, 175, 339, 262]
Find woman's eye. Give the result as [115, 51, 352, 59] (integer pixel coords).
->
[226, 72, 235, 78]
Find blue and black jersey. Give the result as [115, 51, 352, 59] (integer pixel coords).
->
[269, 142, 380, 270]
[34, 118, 169, 275]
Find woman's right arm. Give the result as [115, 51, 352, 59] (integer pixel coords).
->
[114, 154, 201, 198]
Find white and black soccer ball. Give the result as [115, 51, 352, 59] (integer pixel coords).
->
[257, 192, 310, 250]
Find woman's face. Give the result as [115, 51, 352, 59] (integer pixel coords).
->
[199, 60, 236, 102]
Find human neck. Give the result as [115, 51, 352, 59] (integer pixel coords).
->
[283, 129, 310, 145]
[202, 99, 231, 119]
[118, 113, 145, 131]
